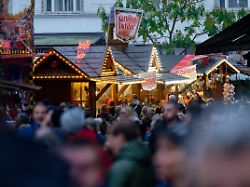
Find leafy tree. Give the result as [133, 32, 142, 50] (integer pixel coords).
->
[204, 8, 249, 36]
[98, 0, 249, 54]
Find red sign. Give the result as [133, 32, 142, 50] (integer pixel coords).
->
[114, 8, 143, 42]
[76, 40, 91, 59]
[139, 72, 157, 91]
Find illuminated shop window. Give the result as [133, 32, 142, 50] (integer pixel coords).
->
[71, 82, 89, 107]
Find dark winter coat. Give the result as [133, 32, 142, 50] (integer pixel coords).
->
[108, 140, 155, 187]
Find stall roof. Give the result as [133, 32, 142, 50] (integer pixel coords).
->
[196, 14, 250, 55]
[35, 33, 103, 46]
[54, 46, 108, 77]
[0, 80, 42, 91]
[157, 73, 193, 85]
[111, 45, 154, 74]
[194, 57, 240, 76]
[159, 55, 185, 73]
[91, 75, 144, 85]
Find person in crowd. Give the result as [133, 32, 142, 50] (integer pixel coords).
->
[153, 125, 194, 187]
[86, 117, 105, 146]
[118, 105, 140, 125]
[99, 104, 112, 123]
[191, 93, 204, 105]
[155, 100, 163, 114]
[110, 105, 121, 124]
[60, 139, 106, 187]
[131, 94, 142, 118]
[0, 125, 70, 187]
[184, 102, 203, 128]
[168, 95, 178, 104]
[109, 101, 116, 117]
[107, 121, 155, 187]
[141, 106, 154, 138]
[17, 102, 48, 141]
[144, 114, 163, 143]
[196, 120, 250, 187]
[35, 107, 65, 150]
[163, 102, 181, 127]
[15, 112, 30, 129]
[60, 107, 85, 135]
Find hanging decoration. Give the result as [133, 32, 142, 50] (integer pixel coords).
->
[76, 40, 91, 59]
[139, 71, 157, 91]
[223, 82, 235, 103]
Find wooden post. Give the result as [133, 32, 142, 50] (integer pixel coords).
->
[88, 81, 96, 116]
[203, 74, 207, 98]
[111, 84, 118, 104]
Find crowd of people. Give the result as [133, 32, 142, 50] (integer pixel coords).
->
[0, 93, 250, 187]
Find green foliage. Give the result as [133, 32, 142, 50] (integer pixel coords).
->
[98, 0, 250, 54]
[204, 8, 249, 36]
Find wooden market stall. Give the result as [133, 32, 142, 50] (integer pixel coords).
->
[192, 56, 240, 100]
[33, 46, 144, 114]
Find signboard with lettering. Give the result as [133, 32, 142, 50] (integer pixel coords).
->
[0, 0, 35, 54]
[139, 71, 157, 91]
[114, 8, 143, 42]
[171, 65, 197, 81]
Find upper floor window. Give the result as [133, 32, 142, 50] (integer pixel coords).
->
[46, 0, 81, 13]
[228, 0, 248, 8]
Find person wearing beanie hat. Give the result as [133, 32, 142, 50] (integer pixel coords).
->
[60, 107, 85, 134]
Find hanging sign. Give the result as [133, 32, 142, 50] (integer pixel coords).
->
[139, 71, 157, 91]
[0, 0, 35, 54]
[171, 65, 197, 81]
[114, 8, 143, 42]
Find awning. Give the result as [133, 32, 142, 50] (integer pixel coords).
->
[196, 14, 250, 55]
[0, 80, 42, 91]
[91, 75, 144, 85]
[157, 73, 194, 85]
[237, 66, 250, 75]
[170, 55, 196, 72]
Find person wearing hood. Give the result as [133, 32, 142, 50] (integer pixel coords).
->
[106, 121, 155, 187]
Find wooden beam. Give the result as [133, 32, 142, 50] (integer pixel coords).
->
[96, 83, 112, 101]
[117, 85, 129, 99]
[89, 81, 96, 116]
[112, 84, 118, 104]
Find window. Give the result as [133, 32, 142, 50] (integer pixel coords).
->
[228, 0, 248, 8]
[219, 0, 226, 8]
[46, 0, 52, 11]
[46, 0, 81, 12]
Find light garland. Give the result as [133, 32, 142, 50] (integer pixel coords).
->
[33, 49, 89, 79]
[107, 47, 133, 76]
[33, 76, 83, 79]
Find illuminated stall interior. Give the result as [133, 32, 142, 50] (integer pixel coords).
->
[193, 56, 240, 100]
[33, 45, 144, 114]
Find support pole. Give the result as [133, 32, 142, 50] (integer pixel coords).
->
[88, 81, 96, 116]
[111, 84, 118, 104]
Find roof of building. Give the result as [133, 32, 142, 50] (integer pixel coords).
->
[54, 46, 107, 77]
[35, 33, 104, 46]
[159, 55, 185, 73]
[111, 45, 153, 74]
[193, 57, 240, 75]
[196, 14, 250, 55]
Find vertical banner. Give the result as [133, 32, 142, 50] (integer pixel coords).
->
[0, 0, 35, 54]
[114, 7, 143, 42]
